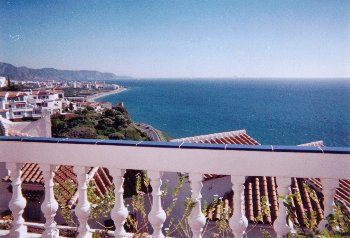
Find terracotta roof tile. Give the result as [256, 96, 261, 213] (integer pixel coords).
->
[207, 176, 327, 227]
[173, 131, 348, 228]
[31, 91, 39, 95]
[3, 164, 112, 206]
[38, 91, 48, 95]
[171, 130, 259, 146]
[6, 92, 18, 98]
[171, 130, 259, 181]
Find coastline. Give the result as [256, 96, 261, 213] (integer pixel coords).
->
[86, 87, 127, 102]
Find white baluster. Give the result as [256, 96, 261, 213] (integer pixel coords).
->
[318, 178, 339, 230]
[188, 173, 206, 238]
[274, 177, 292, 238]
[6, 162, 27, 238]
[148, 171, 166, 238]
[229, 176, 248, 238]
[110, 169, 128, 238]
[74, 166, 92, 238]
[40, 164, 59, 238]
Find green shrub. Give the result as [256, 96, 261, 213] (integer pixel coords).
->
[67, 126, 98, 139]
[108, 132, 125, 140]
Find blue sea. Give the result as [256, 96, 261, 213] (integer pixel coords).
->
[96, 79, 350, 147]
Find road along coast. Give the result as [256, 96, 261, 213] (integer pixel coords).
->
[86, 87, 127, 102]
[133, 122, 163, 141]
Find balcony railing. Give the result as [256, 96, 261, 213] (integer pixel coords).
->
[8, 115, 23, 119]
[11, 107, 34, 112]
[32, 114, 42, 118]
[0, 136, 349, 238]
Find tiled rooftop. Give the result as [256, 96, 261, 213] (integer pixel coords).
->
[31, 91, 49, 95]
[173, 130, 349, 227]
[3, 165, 113, 208]
[6, 91, 22, 98]
[171, 130, 259, 181]
[171, 130, 259, 145]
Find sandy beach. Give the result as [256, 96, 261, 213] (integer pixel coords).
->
[86, 87, 127, 102]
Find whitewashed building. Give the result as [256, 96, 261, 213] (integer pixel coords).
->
[27, 89, 65, 115]
[0, 89, 65, 121]
[0, 77, 8, 88]
[0, 91, 38, 121]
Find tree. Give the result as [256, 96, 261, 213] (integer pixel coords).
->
[108, 132, 125, 140]
[103, 109, 117, 118]
[67, 126, 98, 139]
[51, 105, 151, 141]
[113, 115, 128, 130]
[96, 118, 114, 130]
[51, 118, 67, 137]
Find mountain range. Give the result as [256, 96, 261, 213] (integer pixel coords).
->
[0, 62, 131, 81]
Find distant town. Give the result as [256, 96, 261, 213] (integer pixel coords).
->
[0, 76, 124, 122]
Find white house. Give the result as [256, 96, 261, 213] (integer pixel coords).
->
[27, 89, 65, 115]
[0, 111, 52, 213]
[0, 89, 66, 121]
[0, 91, 38, 121]
[0, 77, 8, 88]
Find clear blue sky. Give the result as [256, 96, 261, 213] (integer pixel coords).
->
[0, 0, 349, 78]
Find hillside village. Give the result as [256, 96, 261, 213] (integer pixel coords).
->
[0, 76, 122, 122]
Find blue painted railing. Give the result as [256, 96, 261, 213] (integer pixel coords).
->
[0, 136, 349, 154]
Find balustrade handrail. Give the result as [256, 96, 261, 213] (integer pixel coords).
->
[1, 136, 349, 179]
[1, 136, 350, 238]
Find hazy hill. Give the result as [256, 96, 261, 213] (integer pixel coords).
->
[0, 62, 131, 81]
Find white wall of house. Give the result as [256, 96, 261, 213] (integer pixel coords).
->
[27, 92, 64, 115]
[0, 162, 11, 212]
[160, 172, 231, 229]
[0, 96, 7, 109]
[0, 77, 7, 88]
[0, 112, 51, 137]
[0, 113, 52, 214]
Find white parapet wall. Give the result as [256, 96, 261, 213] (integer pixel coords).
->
[0, 111, 51, 137]
[0, 140, 348, 179]
[0, 138, 349, 238]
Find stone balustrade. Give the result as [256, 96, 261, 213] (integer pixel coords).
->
[0, 136, 349, 238]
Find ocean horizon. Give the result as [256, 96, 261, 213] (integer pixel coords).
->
[96, 79, 350, 147]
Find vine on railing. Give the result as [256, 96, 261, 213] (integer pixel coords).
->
[203, 195, 232, 237]
[125, 172, 150, 235]
[276, 183, 350, 238]
[325, 205, 350, 235]
[30, 175, 350, 237]
[54, 180, 77, 226]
